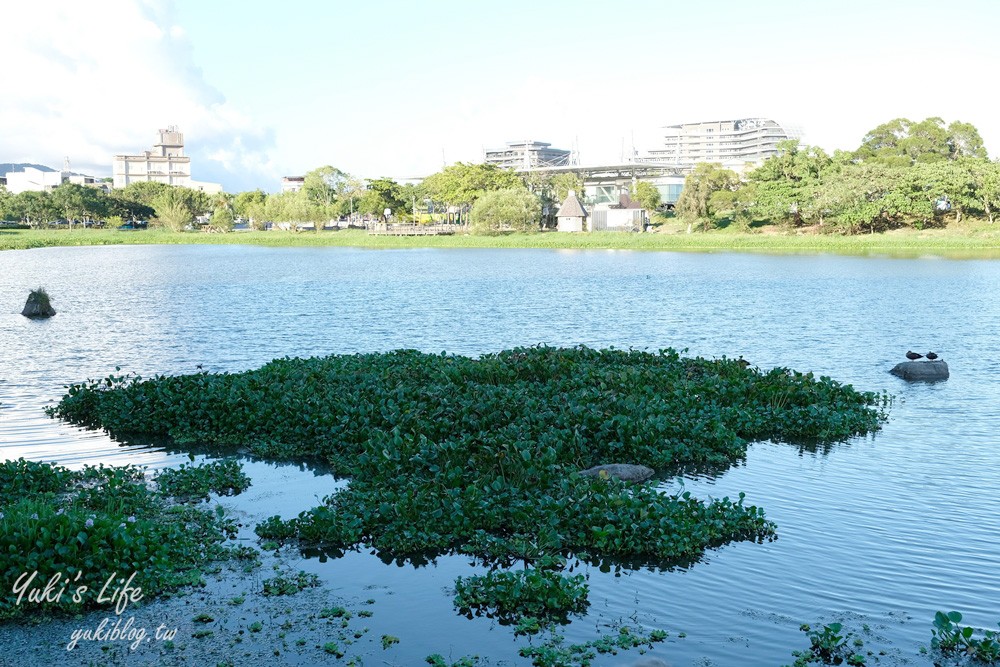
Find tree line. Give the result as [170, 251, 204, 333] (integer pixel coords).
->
[0, 162, 664, 235]
[675, 117, 999, 234]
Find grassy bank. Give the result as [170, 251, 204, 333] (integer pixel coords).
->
[3, 225, 1000, 256]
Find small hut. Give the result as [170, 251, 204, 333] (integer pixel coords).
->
[556, 190, 588, 232]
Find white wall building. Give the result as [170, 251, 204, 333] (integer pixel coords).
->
[3, 167, 67, 194]
[485, 140, 573, 170]
[639, 118, 799, 172]
[112, 127, 222, 193]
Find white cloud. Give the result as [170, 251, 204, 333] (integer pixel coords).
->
[0, 0, 277, 191]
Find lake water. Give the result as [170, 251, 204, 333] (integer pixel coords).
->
[2, 244, 999, 665]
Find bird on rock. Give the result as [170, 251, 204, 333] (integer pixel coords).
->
[906, 351, 923, 360]
[926, 352, 939, 360]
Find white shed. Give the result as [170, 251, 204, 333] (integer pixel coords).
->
[556, 190, 588, 232]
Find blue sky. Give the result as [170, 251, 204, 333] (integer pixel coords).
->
[2, 0, 998, 191]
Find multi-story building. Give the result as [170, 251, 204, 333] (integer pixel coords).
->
[281, 176, 305, 193]
[640, 118, 798, 171]
[484, 140, 572, 170]
[113, 127, 191, 189]
[112, 127, 222, 193]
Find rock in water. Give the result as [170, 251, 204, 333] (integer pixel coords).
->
[21, 290, 56, 318]
[890, 360, 949, 381]
[579, 463, 654, 483]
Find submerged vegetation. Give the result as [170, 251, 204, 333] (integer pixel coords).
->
[0, 458, 253, 621]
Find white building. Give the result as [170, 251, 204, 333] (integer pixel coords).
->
[281, 176, 305, 193]
[640, 118, 799, 172]
[485, 140, 573, 170]
[112, 127, 222, 193]
[556, 190, 588, 232]
[3, 167, 67, 194]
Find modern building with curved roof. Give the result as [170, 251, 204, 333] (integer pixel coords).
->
[639, 118, 800, 171]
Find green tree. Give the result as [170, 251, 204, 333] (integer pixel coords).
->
[0, 185, 12, 220]
[358, 177, 405, 218]
[302, 166, 349, 208]
[107, 189, 156, 222]
[210, 201, 235, 231]
[946, 121, 988, 160]
[50, 183, 107, 226]
[153, 188, 195, 232]
[469, 187, 541, 235]
[632, 180, 661, 212]
[675, 163, 740, 230]
[548, 172, 584, 204]
[965, 158, 1000, 224]
[743, 140, 831, 225]
[817, 163, 925, 233]
[233, 189, 268, 230]
[12, 191, 58, 228]
[422, 163, 524, 208]
[856, 117, 987, 165]
[117, 182, 173, 209]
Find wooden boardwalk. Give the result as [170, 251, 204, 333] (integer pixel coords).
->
[367, 224, 460, 236]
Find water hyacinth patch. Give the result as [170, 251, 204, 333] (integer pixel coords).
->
[48, 346, 890, 623]
[0, 458, 252, 621]
[454, 569, 589, 626]
[155, 460, 251, 500]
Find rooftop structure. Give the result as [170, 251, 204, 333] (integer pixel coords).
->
[112, 127, 222, 193]
[281, 176, 305, 193]
[113, 127, 191, 189]
[638, 118, 799, 171]
[484, 140, 573, 170]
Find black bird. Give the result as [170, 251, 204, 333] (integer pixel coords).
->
[906, 351, 923, 360]
[926, 352, 939, 360]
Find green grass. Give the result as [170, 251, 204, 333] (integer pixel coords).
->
[3, 226, 1000, 257]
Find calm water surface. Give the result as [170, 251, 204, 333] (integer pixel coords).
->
[2, 244, 999, 665]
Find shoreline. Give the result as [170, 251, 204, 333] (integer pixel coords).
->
[3, 227, 1000, 258]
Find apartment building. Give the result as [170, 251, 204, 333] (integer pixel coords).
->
[484, 140, 572, 170]
[641, 118, 798, 171]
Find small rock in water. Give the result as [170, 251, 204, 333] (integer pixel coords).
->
[579, 463, 654, 483]
[21, 289, 56, 319]
[889, 360, 949, 382]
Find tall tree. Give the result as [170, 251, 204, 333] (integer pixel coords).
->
[743, 140, 831, 225]
[0, 185, 12, 220]
[675, 163, 740, 230]
[233, 189, 268, 229]
[12, 191, 58, 228]
[946, 121, 988, 160]
[50, 183, 107, 226]
[856, 117, 987, 165]
[421, 163, 524, 208]
[358, 177, 405, 218]
[302, 166, 349, 208]
[632, 180, 661, 212]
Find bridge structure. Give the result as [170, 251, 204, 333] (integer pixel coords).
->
[514, 161, 689, 206]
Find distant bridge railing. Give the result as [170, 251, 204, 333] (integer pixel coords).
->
[367, 223, 462, 236]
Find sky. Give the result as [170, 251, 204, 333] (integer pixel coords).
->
[1, 0, 998, 192]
